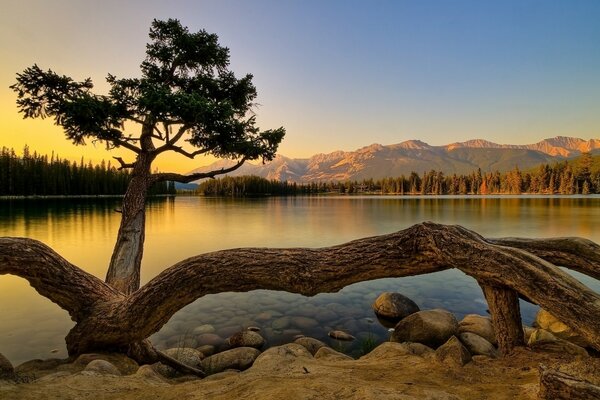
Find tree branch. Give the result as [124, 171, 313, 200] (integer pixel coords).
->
[112, 157, 136, 170]
[0, 237, 122, 321]
[151, 157, 247, 183]
[122, 223, 600, 351]
[112, 138, 141, 154]
[488, 237, 600, 281]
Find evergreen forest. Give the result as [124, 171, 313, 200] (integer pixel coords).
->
[0, 146, 176, 196]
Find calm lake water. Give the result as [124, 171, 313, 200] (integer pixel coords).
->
[1, 195, 599, 364]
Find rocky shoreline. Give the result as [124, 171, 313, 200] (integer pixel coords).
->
[1, 293, 599, 399]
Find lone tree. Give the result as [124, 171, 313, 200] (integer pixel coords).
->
[10, 19, 285, 295]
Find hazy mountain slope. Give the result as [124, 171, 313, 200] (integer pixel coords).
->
[187, 136, 597, 182]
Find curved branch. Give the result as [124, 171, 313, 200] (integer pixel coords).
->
[123, 223, 600, 350]
[112, 138, 141, 154]
[0, 237, 122, 320]
[151, 157, 247, 183]
[112, 156, 136, 170]
[489, 237, 600, 281]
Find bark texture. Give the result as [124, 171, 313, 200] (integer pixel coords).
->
[538, 365, 600, 400]
[2, 222, 600, 362]
[105, 151, 154, 295]
[480, 284, 525, 355]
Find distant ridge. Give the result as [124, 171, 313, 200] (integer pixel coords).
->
[189, 136, 600, 183]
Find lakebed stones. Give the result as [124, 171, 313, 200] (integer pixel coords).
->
[458, 314, 497, 346]
[458, 332, 499, 358]
[294, 337, 327, 355]
[192, 324, 216, 335]
[201, 347, 261, 375]
[0, 353, 14, 379]
[391, 309, 458, 348]
[372, 292, 420, 322]
[435, 336, 472, 367]
[535, 309, 589, 347]
[228, 330, 266, 349]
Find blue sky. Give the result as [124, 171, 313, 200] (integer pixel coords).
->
[1, 0, 599, 171]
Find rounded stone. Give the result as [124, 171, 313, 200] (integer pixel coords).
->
[196, 333, 224, 347]
[201, 347, 261, 375]
[83, 359, 121, 376]
[228, 330, 266, 349]
[328, 330, 356, 341]
[294, 337, 328, 355]
[372, 292, 420, 322]
[535, 309, 589, 347]
[458, 332, 499, 358]
[192, 324, 216, 335]
[458, 314, 497, 346]
[391, 309, 458, 348]
[154, 347, 205, 378]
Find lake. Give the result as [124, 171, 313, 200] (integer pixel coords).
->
[1, 195, 599, 364]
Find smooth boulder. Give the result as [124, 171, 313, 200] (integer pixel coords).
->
[201, 347, 261, 375]
[328, 330, 355, 341]
[228, 330, 265, 349]
[83, 359, 121, 376]
[391, 309, 458, 348]
[458, 314, 497, 346]
[535, 309, 589, 347]
[458, 332, 498, 358]
[294, 337, 328, 355]
[372, 292, 420, 322]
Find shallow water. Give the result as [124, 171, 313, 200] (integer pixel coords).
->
[1, 195, 599, 363]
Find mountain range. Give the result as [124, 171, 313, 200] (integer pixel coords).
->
[188, 136, 600, 183]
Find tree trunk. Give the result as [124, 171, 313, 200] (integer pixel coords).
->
[538, 365, 600, 399]
[2, 222, 600, 367]
[105, 152, 154, 295]
[480, 283, 525, 355]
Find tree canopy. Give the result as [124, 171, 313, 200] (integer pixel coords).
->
[10, 18, 285, 183]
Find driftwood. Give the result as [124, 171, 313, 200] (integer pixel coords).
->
[538, 365, 600, 399]
[1, 222, 600, 366]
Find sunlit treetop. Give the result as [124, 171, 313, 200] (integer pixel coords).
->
[11, 18, 285, 181]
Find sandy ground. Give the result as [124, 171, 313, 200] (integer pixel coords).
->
[0, 344, 596, 400]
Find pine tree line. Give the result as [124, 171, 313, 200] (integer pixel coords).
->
[198, 152, 600, 196]
[0, 146, 176, 196]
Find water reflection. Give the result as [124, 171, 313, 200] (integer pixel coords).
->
[0, 195, 599, 364]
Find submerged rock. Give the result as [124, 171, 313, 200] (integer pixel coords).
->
[372, 292, 420, 322]
[328, 330, 356, 341]
[391, 309, 458, 348]
[228, 330, 266, 349]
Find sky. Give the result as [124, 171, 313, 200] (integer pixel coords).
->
[1, 0, 599, 173]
